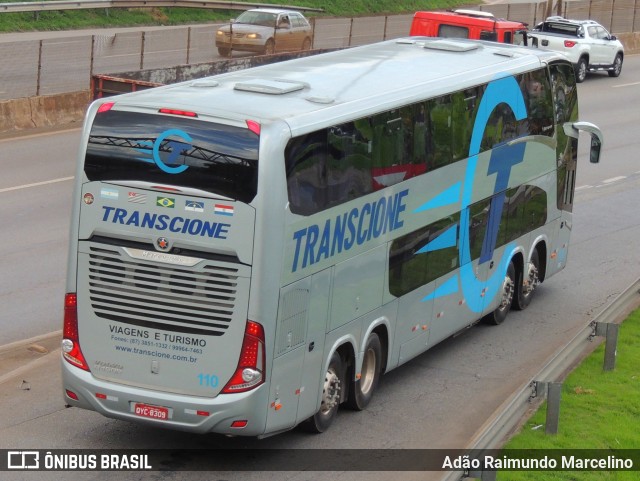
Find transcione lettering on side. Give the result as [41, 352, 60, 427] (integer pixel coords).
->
[291, 189, 409, 272]
[101, 206, 230, 239]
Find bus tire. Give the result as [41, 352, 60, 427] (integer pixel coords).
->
[483, 260, 516, 325]
[302, 351, 342, 433]
[513, 249, 540, 311]
[346, 333, 382, 411]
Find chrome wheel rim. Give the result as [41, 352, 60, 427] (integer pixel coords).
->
[319, 366, 340, 415]
[498, 274, 515, 312]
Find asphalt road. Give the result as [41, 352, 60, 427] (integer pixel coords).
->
[0, 55, 639, 481]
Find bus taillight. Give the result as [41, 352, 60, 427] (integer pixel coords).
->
[159, 108, 198, 117]
[246, 120, 261, 136]
[222, 320, 265, 393]
[97, 102, 114, 113]
[62, 293, 90, 371]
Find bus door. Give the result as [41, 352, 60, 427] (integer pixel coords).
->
[549, 62, 579, 277]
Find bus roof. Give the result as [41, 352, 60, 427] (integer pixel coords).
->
[105, 38, 566, 136]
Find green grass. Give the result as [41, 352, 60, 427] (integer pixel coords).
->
[496, 308, 640, 481]
[0, 0, 474, 32]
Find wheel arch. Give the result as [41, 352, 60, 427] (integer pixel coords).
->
[324, 336, 357, 404]
[362, 321, 390, 376]
[529, 235, 548, 282]
[346, 319, 390, 402]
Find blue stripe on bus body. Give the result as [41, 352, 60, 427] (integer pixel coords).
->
[416, 224, 458, 254]
[421, 275, 459, 302]
[413, 182, 461, 213]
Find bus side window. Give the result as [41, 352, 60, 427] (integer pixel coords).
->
[326, 122, 373, 206]
[285, 131, 328, 215]
[389, 213, 460, 297]
[412, 103, 430, 176]
[429, 96, 453, 168]
[369, 105, 431, 191]
[451, 87, 480, 161]
[521, 70, 554, 136]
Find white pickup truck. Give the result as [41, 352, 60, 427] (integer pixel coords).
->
[528, 16, 624, 82]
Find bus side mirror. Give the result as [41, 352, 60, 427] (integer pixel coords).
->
[566, 121, 603, 163]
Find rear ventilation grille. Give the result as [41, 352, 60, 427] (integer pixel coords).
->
[85, 244, 243, 336]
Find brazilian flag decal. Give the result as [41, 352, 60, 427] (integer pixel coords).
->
[156, 197, 175, 208]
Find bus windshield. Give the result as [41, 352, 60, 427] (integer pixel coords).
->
[84, 110, 259, 203]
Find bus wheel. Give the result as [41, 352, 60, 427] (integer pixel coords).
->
[514, 250, 540, 311]
[302, 351, 342, 433]
[484, 260, 516, 325]
[347, 333, 382, 411]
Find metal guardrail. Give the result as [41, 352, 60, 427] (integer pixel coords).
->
[0, 0, 324, 13]
[442, 277, 640, 481]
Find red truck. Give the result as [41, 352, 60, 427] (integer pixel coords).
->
[410, 9, 528, 45]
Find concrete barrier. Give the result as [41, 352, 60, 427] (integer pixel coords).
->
[618, 32, 640, 56]
[1, 33, 638, 137]
[0, 90, 90, 134]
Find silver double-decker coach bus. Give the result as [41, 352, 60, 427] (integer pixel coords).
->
[62, 37, 602, 436]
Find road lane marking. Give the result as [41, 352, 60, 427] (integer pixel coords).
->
[0, 176, 74, 193]
[613, 81, 640, 88]
[575, 185, 593, 191]
[0, 126, 81, 143]
[602, 176, 627, 184]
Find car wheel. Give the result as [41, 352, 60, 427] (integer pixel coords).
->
[217, 47, 231, 57]
[608, 54, 623, 77]
[575, 57, 588, 83]
[264, 39, 275, 55]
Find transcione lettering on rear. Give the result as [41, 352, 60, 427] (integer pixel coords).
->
[101, 206, 231, 239]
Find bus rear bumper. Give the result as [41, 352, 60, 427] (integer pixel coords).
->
[61, 358, 270, 436]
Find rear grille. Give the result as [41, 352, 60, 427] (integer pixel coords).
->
[86, 245, 243, 336]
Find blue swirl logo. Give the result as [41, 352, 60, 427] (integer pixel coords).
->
[135, 129, 193, 175]
[415, 76, 528, 312]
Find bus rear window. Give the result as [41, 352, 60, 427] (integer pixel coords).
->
[84, 110, 259, 203]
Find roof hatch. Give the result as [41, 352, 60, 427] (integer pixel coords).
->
[234, 79, 306, 95]
[422, 39, 480, 52]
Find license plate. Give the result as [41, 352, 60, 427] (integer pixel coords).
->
[133, 403, 169, 420]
